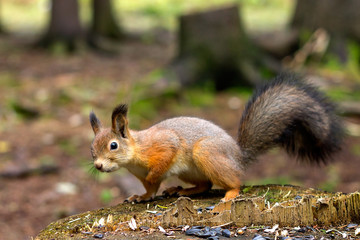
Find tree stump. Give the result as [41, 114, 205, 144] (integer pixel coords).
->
[0, 1, 6, 34]
[170, 5, 275, 91]
[35, 185, 360, 239]
[36, 0, 123, 53]
[291, 0, 360, 62]
[88, 0, 124, 50]
[36, 0, 83, 52]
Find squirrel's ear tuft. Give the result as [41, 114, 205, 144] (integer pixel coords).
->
[112, 104, 128, 119]
[90, 111, 102, 135]
[111, 104, 130, 138]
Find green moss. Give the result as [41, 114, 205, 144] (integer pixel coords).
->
[36, 185, 345, 239]
[2, 0, 292, 37]
[37, 195, 184, 239]
[327, 87, 360, 101]
[319, 40, 360, 81]
[59, 139, 78, 156]
[245, 176, 296, 187]
[10, 100, 40, 120]
[351, 144, 360, 156]
[226, 86, 254, 100]
[38, 155, 55, 165]
[100, 189, 114, 205]
[55, 90, 73, 105]
[319, 165, 340, 192]
[345, 41, 360, 80]
[0, 72, 20, 88]
[183, 87, 215, 107]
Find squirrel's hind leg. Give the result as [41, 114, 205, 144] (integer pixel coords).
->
[193, 139, 242, 201]
[179, 181, 212, 196]
[162, 186, 184, 196]
[223, 189, 240, 202]
[163, 181, 212, 197]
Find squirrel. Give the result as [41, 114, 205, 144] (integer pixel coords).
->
[89, 73, 343, 202]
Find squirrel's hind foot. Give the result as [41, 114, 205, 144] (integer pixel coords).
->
[221, 188, 240, 202]
[163, 182, 212, 197]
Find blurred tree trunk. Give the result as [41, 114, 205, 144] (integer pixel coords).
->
[169, 5, 278, 91]
[291, 0, 360, 62]
[0, 1, 4, 34]
[36, 0, 83, 52]
[88, 0, 123, 48]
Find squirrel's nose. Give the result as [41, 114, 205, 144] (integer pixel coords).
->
[94, 162, 103, 170]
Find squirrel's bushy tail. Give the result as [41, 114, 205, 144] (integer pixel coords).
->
[238, 73, 343, 165]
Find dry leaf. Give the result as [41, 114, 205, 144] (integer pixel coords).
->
[129, 217, 137, 231]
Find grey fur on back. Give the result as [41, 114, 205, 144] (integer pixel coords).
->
[156, 117, 236, 146]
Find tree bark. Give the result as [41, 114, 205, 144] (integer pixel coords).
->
[91, 0, 122, 39]
[291, 0, 360, 62]
[0, 1, 4, 34]
[87, 0, 123, 50]
[292, 0, 360, 40]
[36, 0, 83, 52]
[35, 185, 360, 239]
[169, 5, 277, 91]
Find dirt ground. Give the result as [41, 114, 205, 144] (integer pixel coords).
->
[0, 35, 359, 240]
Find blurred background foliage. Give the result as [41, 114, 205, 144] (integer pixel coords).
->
[2, 0, 293, 34]
[0, 1, 359, 239]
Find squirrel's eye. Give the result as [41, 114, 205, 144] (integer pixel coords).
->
[110, 141, 118, 150]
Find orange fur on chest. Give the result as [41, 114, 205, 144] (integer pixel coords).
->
[136, 141, 178, 183]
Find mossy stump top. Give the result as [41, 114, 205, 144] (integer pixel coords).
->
[36, 185, 360, 239]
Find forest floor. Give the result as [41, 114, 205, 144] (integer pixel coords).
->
[0, 34, 359, 240]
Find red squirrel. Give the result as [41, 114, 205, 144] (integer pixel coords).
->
[89, 74, 343, 202]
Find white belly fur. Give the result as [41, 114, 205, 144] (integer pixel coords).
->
[166, 155, 207, 182]
[124, 156, 207, 183]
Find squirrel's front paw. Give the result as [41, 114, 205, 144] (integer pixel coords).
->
[124, 194, 139, 203]
[124, 194, 153, 203]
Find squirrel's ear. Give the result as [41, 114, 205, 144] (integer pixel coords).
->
[111, 104, 130, 138]
[89, 111, 102, 135]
